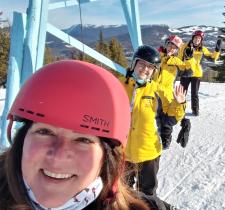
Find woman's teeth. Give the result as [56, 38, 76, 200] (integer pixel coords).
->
[43, 169, 73, 179]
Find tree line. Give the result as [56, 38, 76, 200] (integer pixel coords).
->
[74, 30, 127, 77]
[0, 26, 127, 86]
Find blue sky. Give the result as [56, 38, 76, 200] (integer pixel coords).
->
[1, 0, 225, 29]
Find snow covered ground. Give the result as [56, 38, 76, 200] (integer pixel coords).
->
[0, 82, 225, 210]
[158, 82, 225, 210]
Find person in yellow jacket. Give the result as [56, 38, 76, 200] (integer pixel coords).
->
[156, 35, 193, 149]
[121, 45, 186, 210]
[157, 35, 193, 94]
[178, 30, 221, 116]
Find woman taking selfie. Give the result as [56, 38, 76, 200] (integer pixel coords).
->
[0, 60, 156, 210]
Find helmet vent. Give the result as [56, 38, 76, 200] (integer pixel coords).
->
[36, 113, 45, 117]
[80, 124, 89, 128]
[91, 127, 100, 131]
[27, 110, 34, 114]
[18, 108, 45, 118]
[80, 124, 110, 133]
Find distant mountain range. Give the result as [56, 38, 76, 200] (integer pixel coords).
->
[46, 24, 222, 58]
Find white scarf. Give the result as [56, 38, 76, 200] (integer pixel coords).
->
[24, 177, 103, 210]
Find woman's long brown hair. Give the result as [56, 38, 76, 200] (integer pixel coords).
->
[0, 121, 149, 210]
[0, 120, 33, 209]
[98, 139, 149, 210]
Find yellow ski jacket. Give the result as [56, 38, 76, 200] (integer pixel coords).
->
[155, 53, 194, 96]
[120, 76, 185, 163]
[178, 42, 220, 78]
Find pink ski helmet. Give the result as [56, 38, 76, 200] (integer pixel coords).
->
[167, 35, 183, 48]
[192, 30, 205, 39]
[7, 60, 131, 147]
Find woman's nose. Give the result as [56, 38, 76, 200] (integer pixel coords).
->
[47, 138, 73, 160]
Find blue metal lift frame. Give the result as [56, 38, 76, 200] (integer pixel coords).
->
[0, 0, 142, 146]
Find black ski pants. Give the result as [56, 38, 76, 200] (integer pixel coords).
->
[125, 157, 160, 195]
[125, 157, 170, 210]
[180, 77, 201, 113]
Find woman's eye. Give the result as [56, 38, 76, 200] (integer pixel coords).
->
[35, 128, 55, 136]
[75, 137, 94, 144]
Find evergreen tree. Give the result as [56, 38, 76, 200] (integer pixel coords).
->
[70, 30, 128, 78]
[76, 51, 96, 63]
[44, 46, 54, 64]
[212, 8, 225, 82]
[0, 11, 3, 25]
[0, 26, 10, 86]
[109, 37, 128, 68]
[95, 30, 111, 58]
[70, 50, 77, 60]
[94, 32, 127, 77]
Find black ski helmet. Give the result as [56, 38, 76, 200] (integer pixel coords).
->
[131, 45, 161, 70]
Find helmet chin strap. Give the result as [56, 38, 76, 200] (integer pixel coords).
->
[7, 115, 14, 144]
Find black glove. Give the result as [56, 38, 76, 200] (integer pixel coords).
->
[125, 68, 134, 78]
[184, 47, 193, 59]
[215, 39, 222, 52]
[160, 125, 173, 150]
[177, 118, 191, 148]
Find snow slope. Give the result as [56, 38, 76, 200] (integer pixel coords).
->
[0, 82, 225, 210]
[158, 82, 225, 210]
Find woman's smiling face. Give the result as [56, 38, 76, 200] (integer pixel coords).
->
[193, 35, 202, 46]
[22, 122, 104, 208]
[134, 59, 156, 81]
[166, 42, 178, 56]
